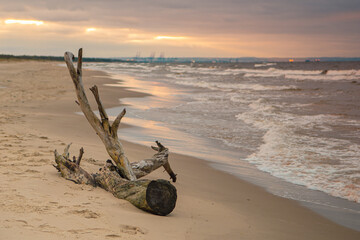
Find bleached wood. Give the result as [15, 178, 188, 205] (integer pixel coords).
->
[131, 141, 177, 182]
[59, 48, 178, 215]
[64, 49, 136, 181]
[54, 145, 177, 215]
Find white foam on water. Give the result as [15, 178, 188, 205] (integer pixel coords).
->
[254, 63, 277, 67]
[85, 61, 360, 205]
[169, 66, 245, 76]
[174, 79, 300, 92]
[243, 68, 360, 81]
[87, 62, 360, 82]
[236, 98, 360, 203]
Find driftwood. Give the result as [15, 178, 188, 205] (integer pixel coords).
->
[54, 144, 177, 215]
[54, 48, 177, 215]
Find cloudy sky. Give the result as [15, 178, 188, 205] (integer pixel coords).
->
[0, 0, 359, 58]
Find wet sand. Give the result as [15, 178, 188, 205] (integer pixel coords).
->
[0, 61, 359, 239]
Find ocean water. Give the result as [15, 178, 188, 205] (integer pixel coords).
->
[85, 61, 360, 229]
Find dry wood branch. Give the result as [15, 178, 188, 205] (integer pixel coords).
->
[89, 85, 110, 132]
[60, 48, 178, 215]
[153, 141, 177, 182]
[54, 145, 176, 215]
[63, 49, 177, 182]
[95, 164, 176, 215]
[111, 108, 126, 139]
[64, 49, 136, 181]
[132, 141, 176, 182]
[64, 51, 102, 132]
[77, 48, 83, 76]
[76, 147, 84, 166]
[54, 145, 96, 186]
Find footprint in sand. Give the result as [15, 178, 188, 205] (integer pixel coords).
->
[14, 149, 26, 154]
[105, 234, 121, 238]
[64, 228, 129, 239]
[67, 209, 100, 219]
[119, 224, 147, 235]
[7, 135, 20, 139]
[2, 219, 29, 229]
[25, 169, 40, 174]
[29, 158, 51, 164]
[23, 152, 42, 157]
[48, 202, 64, 209]
[16, 219, 28, 225]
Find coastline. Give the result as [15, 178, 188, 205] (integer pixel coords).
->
[0, 61, 359, 239]
[86, 63, 360, 231]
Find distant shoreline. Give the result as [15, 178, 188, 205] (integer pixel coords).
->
[1, 54, 360, 63]
[0, 54, 127, 63]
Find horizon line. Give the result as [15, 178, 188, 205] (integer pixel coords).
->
[1, 53, 360, 62]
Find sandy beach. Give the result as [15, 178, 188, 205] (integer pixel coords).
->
[0, 60, 359, 240]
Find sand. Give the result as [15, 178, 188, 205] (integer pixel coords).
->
[0, 60, 359, 240]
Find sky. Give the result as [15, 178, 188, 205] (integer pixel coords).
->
[0, 0, 359, 58]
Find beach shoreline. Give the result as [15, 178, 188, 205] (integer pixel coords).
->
[85, 62, 360, 231]
[0, 60, 359, 239]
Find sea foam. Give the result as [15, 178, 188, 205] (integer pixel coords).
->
[236, 98, 360, 202]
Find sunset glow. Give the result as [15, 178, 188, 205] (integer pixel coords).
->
[86, 28, 96, 32]
[5, 19, 44, 26]
[155, 36, 187, 40]
[0, 1, 358, 57]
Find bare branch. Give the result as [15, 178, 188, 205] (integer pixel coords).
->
[64, 49, 136, 181]
[156, 141, 165, 152]
[76, 147, 84, 166]
[54, 145, 96, 186]
[57, 48, 179, 215]
[63, 51, 102, 131]
[153, 141, 176, 182]
[151, 141, 166, 152]
[163, 162, 177, 183]
[64, 52, 77, 84]
[62, 143, 72, 159]
[90, 85, 110, 132]
[111, 108, 126, 138]
[77, 48, 83, 77]
[133, 141, 177, 182]
[151, 146, 159, 151]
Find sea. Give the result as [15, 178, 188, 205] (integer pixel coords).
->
[84, 61, 360, 230]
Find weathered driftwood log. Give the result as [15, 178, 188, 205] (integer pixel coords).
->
[54, 48, 177, 215]
[63, 48, 176, 182]
[54, 145, 177, 215]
